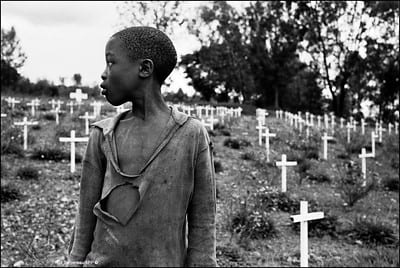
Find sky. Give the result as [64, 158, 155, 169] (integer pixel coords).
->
[1, 1, 216, 95]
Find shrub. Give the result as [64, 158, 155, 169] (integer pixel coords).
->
[214, 160, 223, 173]
[231, 209, 277, 240]
[343, 135, 368, 155]
[30, 147, 70, 162]
[305, 161, 332, 183]
[1, 125, 24, 156]
[16, 166, 39, 180]
[42, 113, 55, 121]
[223, 138, 251, 149]
[341, 216, 398, 246]
[382, 176, 399, 192]
[1, 184, 21, 203]
[241, 151, 256, 161]
[336, 162, 375, 207]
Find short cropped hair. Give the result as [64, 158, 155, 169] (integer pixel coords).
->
[112, 26, 177, 84]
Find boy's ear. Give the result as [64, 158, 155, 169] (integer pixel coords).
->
[138, 59, 154, 78]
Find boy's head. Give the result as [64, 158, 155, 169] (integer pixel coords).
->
[112, 26, 177, 84]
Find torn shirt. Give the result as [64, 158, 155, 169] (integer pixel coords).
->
[68, 106, 216, 267]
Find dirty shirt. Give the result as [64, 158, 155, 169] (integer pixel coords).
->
[68, 106, 216, 267]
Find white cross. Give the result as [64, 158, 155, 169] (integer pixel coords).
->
[395, 122, 398, 135]
[370, 131, 378, 157]
[298, 117, 304, 133]
[276, 154, 297, 192]
[388, 123, 393, 135]
[262, 128, 276, 162]
[377, 123, 386, 143]
[352, 120, 357, 132]
[48, 99, 57, 110]
[256, 120, 266, 146]
[196, 106, 203, 118]
[346, 122, 352, 144]
[1, 113, 6, 118]
[90, 101, 103, 118]
[79, 112, 96, 135]
[69, 88, 88, 104]
[5, 97, 20, 110]
[321, 132, 333, 160]
[14, 117, 38, 150]
[59, 130, 89, 173]
[331, 114, 335, 134]
[201, 118, 213, 130]
[56, 100, 64, 110]
[290, 201, 324, 268]
[375, 121, 379, 134]
[309, 114, 314, 126]
[359, 148, 373, 186]
[361, 119, 366, 135]
[27, 99, 40, 117]
[317, 115, 321, 128]
[305, 122, 312, 139]
[67, 101, 75, 114]
[340, 118, 345, 128]
[324, 114, 329, 129]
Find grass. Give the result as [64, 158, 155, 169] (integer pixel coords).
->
[1, 97, 399, 267]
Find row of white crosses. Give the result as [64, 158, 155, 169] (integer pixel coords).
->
[271, 126, 324, 267]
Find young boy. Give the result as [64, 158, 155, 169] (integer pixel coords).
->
[68, 26, 216, 267]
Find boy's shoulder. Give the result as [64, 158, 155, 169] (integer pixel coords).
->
[90, 111, 128, 135]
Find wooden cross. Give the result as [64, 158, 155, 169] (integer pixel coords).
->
[256, 120, 266, 146]
[377, 123, 386, 143]
[370, 131, 378, 157]
[69, 88, 88, 104]
[59, 130, 89, 173]
[340, 117, 345, 128]
[79, 112, 96, 135]
[5, 97, 20, 110]
[359, 148, 373, 186]
[290, 201, 324, 268]
[66, 101, 75, 114]
[48, 99, 57, 110]
[330, 114, 335, 134]
[27, 99, 40, 117]
[90, 101, 102, 118]
[276, 154, 297, 192]
[346, 122, 352, 144]
[201, 118, 213, 130]
[361, 119, 367, 135]
[262, 128, 276, 162]
[321, 132, 333, 160]
[14, 117, 38, 150]
[388, 123, 393, 135]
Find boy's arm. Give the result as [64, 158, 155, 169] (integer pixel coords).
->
[186, 127, 217, 267]
[68, 127, 106, 262]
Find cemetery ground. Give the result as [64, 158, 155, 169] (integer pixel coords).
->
[1, 96, 399, 267]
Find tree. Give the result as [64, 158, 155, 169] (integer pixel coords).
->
[73, 73, 82, 86]
[1, 26, 27, 70]
[116, 1, 186, 36]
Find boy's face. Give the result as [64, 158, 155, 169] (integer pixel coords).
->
[100, 37, 140, 106]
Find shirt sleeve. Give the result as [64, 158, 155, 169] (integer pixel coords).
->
[68, 127, 106, 263]
[186, 126, 217, 267]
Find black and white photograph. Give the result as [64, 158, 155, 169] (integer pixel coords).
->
[1, 1, 399, 267]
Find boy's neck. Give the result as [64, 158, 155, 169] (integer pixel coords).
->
[128, 83, 170, 121]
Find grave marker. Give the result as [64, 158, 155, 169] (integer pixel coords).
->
[262, 128, 276, 162]
[59, 130, 89, 173]
[321, 132, 333, 160]
[69, 88, 88, 105]
[256, 120, 266, 146]
[67, 101, 75, 114]
[290, 201, 324, 268]
[27, 99, 40, 117]
[79, 112, 96, 135]
[359, 148, 373, 186]
[5, 97, 20, 110]
[14, 117, 38, 150]
[377, 123, 386, 143]
[276, 154, 297, 192]
[346, 122, 352, 144]
[370, 131, 378, 157]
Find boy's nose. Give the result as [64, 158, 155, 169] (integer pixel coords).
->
[101, 69, 107, 81]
